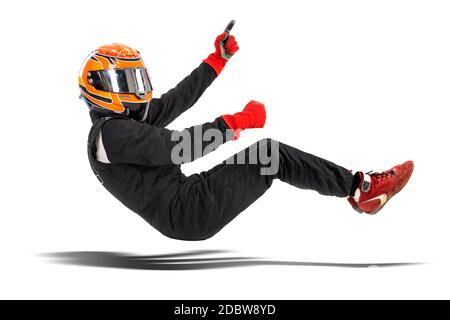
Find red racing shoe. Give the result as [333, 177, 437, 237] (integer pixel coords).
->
[348, 161, 414, 214]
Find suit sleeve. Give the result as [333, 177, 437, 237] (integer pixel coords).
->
[101, 117, 233, 166]
[145, 62, 217, 127]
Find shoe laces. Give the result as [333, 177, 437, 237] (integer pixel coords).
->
[367, 170, 395, 186]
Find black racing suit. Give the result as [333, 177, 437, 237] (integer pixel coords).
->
[87, 62, 354, 240]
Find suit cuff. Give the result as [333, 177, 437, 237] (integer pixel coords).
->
[203, 53, 227, 76]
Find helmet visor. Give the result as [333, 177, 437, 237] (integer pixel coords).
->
[89, 68, 153, 95]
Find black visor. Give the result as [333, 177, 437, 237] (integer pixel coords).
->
[88, 68, 152, 95]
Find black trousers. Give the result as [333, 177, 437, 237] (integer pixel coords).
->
[162, 139, 354, 240]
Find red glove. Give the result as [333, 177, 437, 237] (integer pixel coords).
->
[204, 32, 239, 76]
[222, 100, 266, 140]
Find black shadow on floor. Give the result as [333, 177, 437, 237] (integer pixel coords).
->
[41, 250, 422, 270]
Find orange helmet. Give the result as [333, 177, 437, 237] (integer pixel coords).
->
[79, 43, 153, 121]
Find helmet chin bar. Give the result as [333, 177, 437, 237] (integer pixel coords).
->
[124, 101, 150, 122]
[140, 102, 150, 122]
[81, 93, 149, 122]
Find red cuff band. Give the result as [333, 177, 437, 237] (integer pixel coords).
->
[203, 53, 227, 76]
[221, 113, 249, 140]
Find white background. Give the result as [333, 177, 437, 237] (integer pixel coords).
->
[0, 0, 449, 299]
